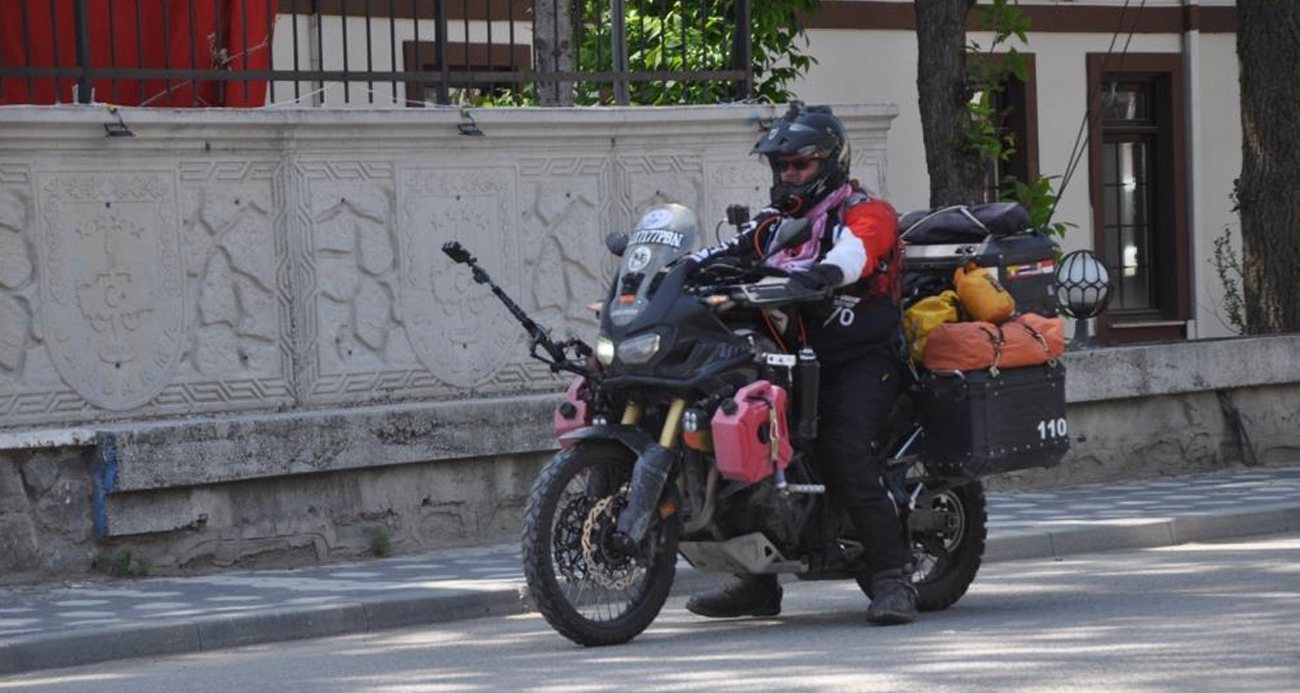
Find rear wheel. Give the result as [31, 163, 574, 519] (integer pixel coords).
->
[857, 478, 987, 611]
[522, 442, 679, 646]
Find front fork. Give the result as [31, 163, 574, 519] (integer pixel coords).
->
[613, 398, 686, 548]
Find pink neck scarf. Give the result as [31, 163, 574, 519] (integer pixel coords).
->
[764, 182, 854, 273]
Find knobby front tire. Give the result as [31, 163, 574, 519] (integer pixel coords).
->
[522, 441, 679, 646]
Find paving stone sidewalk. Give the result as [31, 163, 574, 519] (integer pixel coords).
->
[3, 465, 1300, 676]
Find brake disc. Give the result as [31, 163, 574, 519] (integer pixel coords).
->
[581, 495, 642, 591]
[553, 496, 592, 582]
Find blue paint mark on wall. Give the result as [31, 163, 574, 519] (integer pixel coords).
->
[91, 433, 119, 538]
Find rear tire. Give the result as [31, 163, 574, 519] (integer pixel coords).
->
[522, 442, 679, 646]
[858, 479, 987, 612]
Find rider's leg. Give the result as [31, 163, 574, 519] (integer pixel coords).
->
[816, 345, 917, 625]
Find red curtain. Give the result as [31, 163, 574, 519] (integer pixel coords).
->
[1, 0, 274, 107]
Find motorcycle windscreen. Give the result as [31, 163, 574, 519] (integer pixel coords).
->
[607, 204, 699, 327]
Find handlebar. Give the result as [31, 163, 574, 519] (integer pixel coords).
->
[688, 261, 832, 309]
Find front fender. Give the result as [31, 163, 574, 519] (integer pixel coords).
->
[558, 424, 657, 456]
[560, 424, 677, 546]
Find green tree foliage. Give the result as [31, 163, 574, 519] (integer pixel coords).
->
[964, 0, 1070, 239]
[965, 0, 1029, 167]
[1211, 226, 1246, 335]
[1007, 175, 1073, 241]
[574, 0, 819, 105]
[472, 1, 819, 106]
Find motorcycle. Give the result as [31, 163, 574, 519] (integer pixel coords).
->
[443, 203, 988, 647]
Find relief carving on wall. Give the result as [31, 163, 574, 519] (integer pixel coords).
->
[397, 167, 519, 389]
[308, 183, 398, 364]
[619, 155, 706, 236]
[705, 159, 772, 240]
[36, 172, 184, 411]
[0, 111, 894, 427]
[0, 188, 34, 377]
[521, 157, 612, 337]
[184, 183, 280, 377]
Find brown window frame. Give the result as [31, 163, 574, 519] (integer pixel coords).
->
[1086, 53, 1189, 345]
[972, 53, 1040, 203]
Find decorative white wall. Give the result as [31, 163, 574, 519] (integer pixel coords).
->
[0, 104, 897, 432]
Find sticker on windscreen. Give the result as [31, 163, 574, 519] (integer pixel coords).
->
[629, 229, 684, 247]
[639, 208, 674, 230]
[626, 245, 653, 272]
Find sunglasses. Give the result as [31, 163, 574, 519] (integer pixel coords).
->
[774, 157, 819, 172]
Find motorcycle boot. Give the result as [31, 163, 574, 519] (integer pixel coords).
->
[685, 574, 782, 618]
[865, 568, 918, 625]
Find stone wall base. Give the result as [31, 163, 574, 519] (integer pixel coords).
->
[3, 382, 1297, 585]
[1, 450, 548, 585]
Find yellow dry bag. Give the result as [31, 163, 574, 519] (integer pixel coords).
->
[954, 264, 1016, 324]
[902, 290, 961, 361]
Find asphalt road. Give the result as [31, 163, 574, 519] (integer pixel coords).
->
[4, 533, 1299, 693]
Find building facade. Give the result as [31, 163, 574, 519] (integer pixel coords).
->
[794, 0, 1242, 343]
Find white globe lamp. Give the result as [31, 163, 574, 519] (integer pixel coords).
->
[1056, 250, 1113, 349]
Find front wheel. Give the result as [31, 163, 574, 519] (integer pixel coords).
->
[858, 479, 987, 611]
[522, 441, 679, 646]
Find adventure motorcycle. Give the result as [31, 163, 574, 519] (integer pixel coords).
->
[443, 203, 990, 647]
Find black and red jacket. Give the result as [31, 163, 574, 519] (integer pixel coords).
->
[693, 183, 903, 364]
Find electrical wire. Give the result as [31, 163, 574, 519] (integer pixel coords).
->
[1045, 0, 1150, 228]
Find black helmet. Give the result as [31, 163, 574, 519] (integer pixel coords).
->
[752, 103, 851, 215]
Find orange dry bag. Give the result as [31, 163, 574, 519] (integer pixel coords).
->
[921, 321, 1002, 372]
[997, 314, 1066, 368]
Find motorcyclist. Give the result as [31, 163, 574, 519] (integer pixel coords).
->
[684, 103, 918, 626]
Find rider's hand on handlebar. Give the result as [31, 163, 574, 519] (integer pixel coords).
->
[689, 255, 750, 280]
[680, 257, 703, 278]
[789, 263, 844, 293]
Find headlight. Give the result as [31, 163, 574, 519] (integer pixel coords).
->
[596, 336, 616, 366]
[616, 333, 661, 364]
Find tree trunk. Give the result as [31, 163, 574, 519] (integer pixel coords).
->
[534, 0, 574, 106]
[1237, 1, 1300, 334]
[913, 0, 984, 208]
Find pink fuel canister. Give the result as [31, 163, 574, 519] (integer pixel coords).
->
[554, 376, 591, 446]
[711, 380, 793, 484]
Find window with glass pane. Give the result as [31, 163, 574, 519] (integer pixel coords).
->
[1102, 83, 1151, 123]
[1087, 54, 1189, 345]
[1102, 139, 1154, 309]
[975, 57, 1036, 204]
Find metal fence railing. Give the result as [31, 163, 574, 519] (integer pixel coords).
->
[0, 0, 753, 108]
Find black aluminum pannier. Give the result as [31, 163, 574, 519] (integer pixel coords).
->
[919, 362, 1069, 477]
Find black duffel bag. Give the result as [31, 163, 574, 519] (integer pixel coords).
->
[900, 202, 1031, 244]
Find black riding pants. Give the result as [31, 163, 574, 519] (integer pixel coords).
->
[815, 343, 910, 575]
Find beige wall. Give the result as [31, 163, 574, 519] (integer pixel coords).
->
[1189, 32, 1243, 338]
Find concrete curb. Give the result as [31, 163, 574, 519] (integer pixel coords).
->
[2, 503, 1298, 677]
[985, 502, 1300, 562]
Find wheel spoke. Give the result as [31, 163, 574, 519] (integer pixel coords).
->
[525, 445, 679, 644]
[547, 463, 651, 621]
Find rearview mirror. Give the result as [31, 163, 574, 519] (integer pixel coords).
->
[605, 233, 629, 257]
